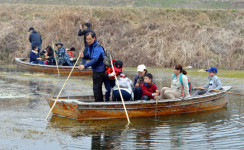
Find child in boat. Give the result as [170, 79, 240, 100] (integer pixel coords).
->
[112, 73, 134, 101]
[55, 42, 73, 66]
[104, 60, 123, 102]
[133, 64, 148, 100]
[68, 47, 77, 64]
[192, 67, 222, 96]
[29, 46, 45, 65]
[141, 73, 160, 100]
[161, 64, 190, 99]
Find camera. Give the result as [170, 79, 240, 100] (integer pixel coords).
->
[40, 49, 47, 56]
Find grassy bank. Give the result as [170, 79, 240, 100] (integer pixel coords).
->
[0, 0, 244, 9]
[0, 4, 243, 69]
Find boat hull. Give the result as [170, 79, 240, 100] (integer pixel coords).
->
[47, 86, 231, 120]
[15, 58, 92, 76]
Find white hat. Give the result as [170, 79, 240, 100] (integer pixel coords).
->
[66, 48, 69, 51]
[137, 64, 146, 72]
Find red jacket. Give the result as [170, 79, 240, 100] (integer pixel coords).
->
[141, 82, 160, 100]
[105, 66, 121, 80]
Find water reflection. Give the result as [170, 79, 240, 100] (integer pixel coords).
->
[48, 107, 231, 149]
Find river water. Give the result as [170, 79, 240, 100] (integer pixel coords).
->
[0, 66, 243, 150]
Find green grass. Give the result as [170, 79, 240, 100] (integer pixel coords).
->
[187, 69, 244, 78]
[0, 0, 242, 9]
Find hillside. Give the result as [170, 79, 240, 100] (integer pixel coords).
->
[0, 4, 243, 69]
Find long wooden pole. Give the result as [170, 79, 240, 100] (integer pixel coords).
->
[155, 95, 159, 119]
[110, 55, 131, 124]
[194, 87, 243, 96]
[52, 42, 60, 77]
[45, 53, 81, 120]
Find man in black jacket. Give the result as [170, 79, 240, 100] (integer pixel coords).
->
[29, 27, 42, 54]
[78, 22, 96, 64]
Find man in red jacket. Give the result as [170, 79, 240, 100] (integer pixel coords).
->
[141, 73, 160, 100]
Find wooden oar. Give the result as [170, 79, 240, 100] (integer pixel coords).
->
[45, 52, 81, 120]
[110, 55, 131, 125]
[52, 42, 60, 77]
[154, 95, 159, 119]
[194, 87, 243, 96]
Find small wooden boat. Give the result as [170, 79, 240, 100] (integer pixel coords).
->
[15, 58, 92, 76]
[47, 86, 232, 120]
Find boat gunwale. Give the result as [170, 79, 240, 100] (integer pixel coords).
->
[15, 58, 92, 70]
[48, 86, 231, 106]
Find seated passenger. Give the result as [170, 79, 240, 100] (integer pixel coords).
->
[40, 46, 56, 65]
[68, 47, 77, 65]
[112, 73, 134, 101]
[141, 73, 160, 100]
[161, 64, 190, 99]
[55, 42, 73, 66]
[104, 60, 123, 102]
[192, 67, 222, 96]
[29, 46, 45, 65]
[133, 64, 148, 100]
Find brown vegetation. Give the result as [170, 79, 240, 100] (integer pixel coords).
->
[0, 4, 244, 69]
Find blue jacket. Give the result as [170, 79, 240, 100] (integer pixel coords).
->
[55, 46, 73, 66]
[83, 41, 105, 72]
[30, 50, 40, 62]
[202, 75, 222, 90]
[29, 30, 42, 46]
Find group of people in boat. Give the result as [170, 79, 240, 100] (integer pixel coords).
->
[28, 22, 222, 102]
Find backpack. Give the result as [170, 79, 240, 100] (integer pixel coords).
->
[95, 44, 111, 67]
[172, 73, 193, 95]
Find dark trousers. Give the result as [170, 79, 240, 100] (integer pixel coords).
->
[112, 89, 131, 101]
[134, 87, 142, 100]
[104, 79, 115, 102]
[192, 89, 211, 97]
[93, 72, 105, 102]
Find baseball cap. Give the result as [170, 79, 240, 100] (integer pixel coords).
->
[206, 67, 217, 73]
[137, 64, 146, 72]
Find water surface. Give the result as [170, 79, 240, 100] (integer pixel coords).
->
[0, 66, 243, 149]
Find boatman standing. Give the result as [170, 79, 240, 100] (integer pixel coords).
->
[28, 27, 42, 54]
[78, 31, 105, 102]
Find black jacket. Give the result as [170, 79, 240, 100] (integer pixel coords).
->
[78, 28, 96, 47]
[29, 30, 42, 46]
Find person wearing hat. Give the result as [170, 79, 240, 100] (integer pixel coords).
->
[78, 22, 96, 65]
[28, 27, 42, 54]
[67, 47, 77, 65]
[55, 42, 73, 66]
[103, 60, 123, 102]
[133, 64, 148, 100]
[192, 67, 222, 96]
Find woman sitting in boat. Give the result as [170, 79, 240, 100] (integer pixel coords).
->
[161, 64, 190, 99]
[29, 46, 45, 65]
[112, 73, 134, 101]
[55, 42, 73, 66]
[141, 73, 160, 100]
[40, 46, 56, 65]
[133, 64, 148, 100]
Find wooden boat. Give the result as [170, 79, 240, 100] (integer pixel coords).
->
[47, 86, 232, 120]
[15, 58, 92, 76]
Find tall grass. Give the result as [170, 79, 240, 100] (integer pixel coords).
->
[0, 4, 243, 69]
